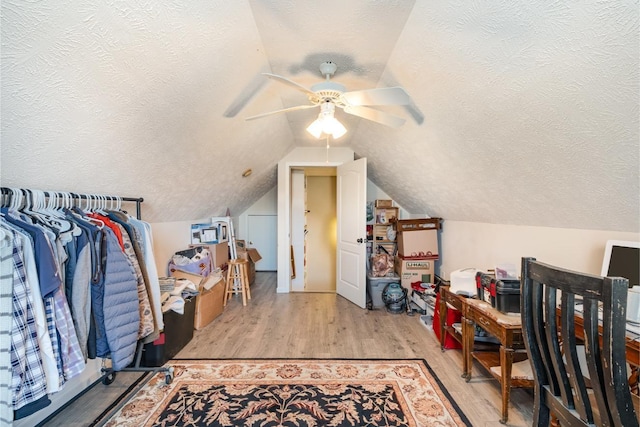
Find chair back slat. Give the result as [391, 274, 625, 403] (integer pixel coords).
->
[560, 295, 593, 422]
[521, 257, 638, 427]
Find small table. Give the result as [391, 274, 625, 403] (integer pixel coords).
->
[463, 299, 534, 424]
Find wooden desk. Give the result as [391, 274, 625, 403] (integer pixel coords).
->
[463, 299, 533, 424]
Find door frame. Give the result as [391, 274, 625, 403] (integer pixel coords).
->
[276, 147, 355, 293]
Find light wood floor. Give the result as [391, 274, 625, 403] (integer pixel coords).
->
[44, 272, 534, 426]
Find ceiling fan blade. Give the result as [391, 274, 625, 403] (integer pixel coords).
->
[343, 105, 406, 128]
[245, 104, 318, 121]
[342, 87, 410, 106]
[262, 73, 316, 97]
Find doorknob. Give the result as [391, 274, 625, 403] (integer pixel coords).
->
[357, 238, 367, 243]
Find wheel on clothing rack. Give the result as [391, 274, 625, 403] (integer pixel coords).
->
[102, 372, 116, 385]
[165, 366, 174, 385]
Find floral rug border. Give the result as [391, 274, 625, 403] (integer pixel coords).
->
[98, 358, 471, 427]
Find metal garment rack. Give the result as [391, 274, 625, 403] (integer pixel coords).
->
[0, 187, 144, 220]
[0, 187, 173, 424]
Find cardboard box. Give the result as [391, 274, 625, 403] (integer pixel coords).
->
[375, 199, 393, 208]
[236, 248, 262, 285]
[190, 241, 229, 269]
[397, 229, 439, 259]
[394, 256, 435, 290]
[193, 277, 225, 330]
[169, 270, 225, 330]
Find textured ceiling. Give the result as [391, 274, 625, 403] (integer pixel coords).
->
[1, 1, 638, 232]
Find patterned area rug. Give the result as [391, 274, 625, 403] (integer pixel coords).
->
[102, 359, 470, 427]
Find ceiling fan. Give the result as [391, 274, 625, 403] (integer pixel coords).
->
[246, 61, 411, 138]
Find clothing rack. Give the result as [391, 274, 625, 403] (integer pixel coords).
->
[2, 187, 173, 426]
[0, 187, 144, 220]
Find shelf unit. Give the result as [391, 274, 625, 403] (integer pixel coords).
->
[372, 205, 398, 255]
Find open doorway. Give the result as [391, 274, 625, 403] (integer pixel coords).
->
[290, 167, 337, 292]
[304, 168, 337, 292]
[277, 147, 367, 308]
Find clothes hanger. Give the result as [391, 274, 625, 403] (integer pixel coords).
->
[84, 195, 105, 228]
[47, 191, 74, 234]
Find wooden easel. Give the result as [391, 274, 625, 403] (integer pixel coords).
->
[212, 214, 240, 289]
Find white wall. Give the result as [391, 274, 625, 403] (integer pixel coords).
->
[237, 186, 277, 240]
[439, 221, 640, 279]
[367, 181, 409, 219]
[151, 220, 198, 276]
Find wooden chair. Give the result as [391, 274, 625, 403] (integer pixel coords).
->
[520, 257, 638, 427]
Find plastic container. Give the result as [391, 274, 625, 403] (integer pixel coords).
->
[142, 297, 195, 367]
[495, 279, 521, 313]
[475, 272, 494, 304]
[366, 273, 400, 309]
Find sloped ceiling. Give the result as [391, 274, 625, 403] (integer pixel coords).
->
[1, 1, 638, 232]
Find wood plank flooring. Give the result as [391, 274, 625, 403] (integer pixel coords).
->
[43, 272, 534, 426]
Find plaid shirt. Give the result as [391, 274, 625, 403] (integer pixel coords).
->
[10, 235, 47, 410]
[44, 297, 65, 388]
[52, 288, 85, 380]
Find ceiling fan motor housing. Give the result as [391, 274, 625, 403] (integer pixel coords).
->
[319, 61, 337, 77]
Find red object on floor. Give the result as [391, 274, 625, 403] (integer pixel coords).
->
[432, 292, 463, 349]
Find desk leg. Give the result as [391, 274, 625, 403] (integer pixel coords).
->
[461, 316, 467, 377]
[439, 294, 447, 351]
[499, 345, 514, 424]
[463, 318, 474, 381]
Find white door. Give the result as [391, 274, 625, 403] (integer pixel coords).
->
[336, 158, 367, 308]
[248, 215, 277, 271]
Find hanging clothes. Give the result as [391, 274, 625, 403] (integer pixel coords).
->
[1, 188, 162, 422]
[127, 216, 164, 334]
[91, 226, 140, 371]
[0, 228, 15, 426]
[8, 231, 49, 413]
[109, 212, 163, 341]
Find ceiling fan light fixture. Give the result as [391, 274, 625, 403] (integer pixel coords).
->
[306, 102, 347, 139]
[324, 116, 347, 138]
[306, 118, 324, 139]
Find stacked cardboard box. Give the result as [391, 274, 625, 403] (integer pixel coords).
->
[394, 218, 442, 290]
[394, 257, 435, 290]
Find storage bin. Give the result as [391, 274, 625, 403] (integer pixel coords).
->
[142, 296, 195, 367]
[495, 279, 521, 314]
[168, 246, 213, 277]
[432, 292, 462, 350]
[475, 271, 494, 304]
[366, 273, 400, 309]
